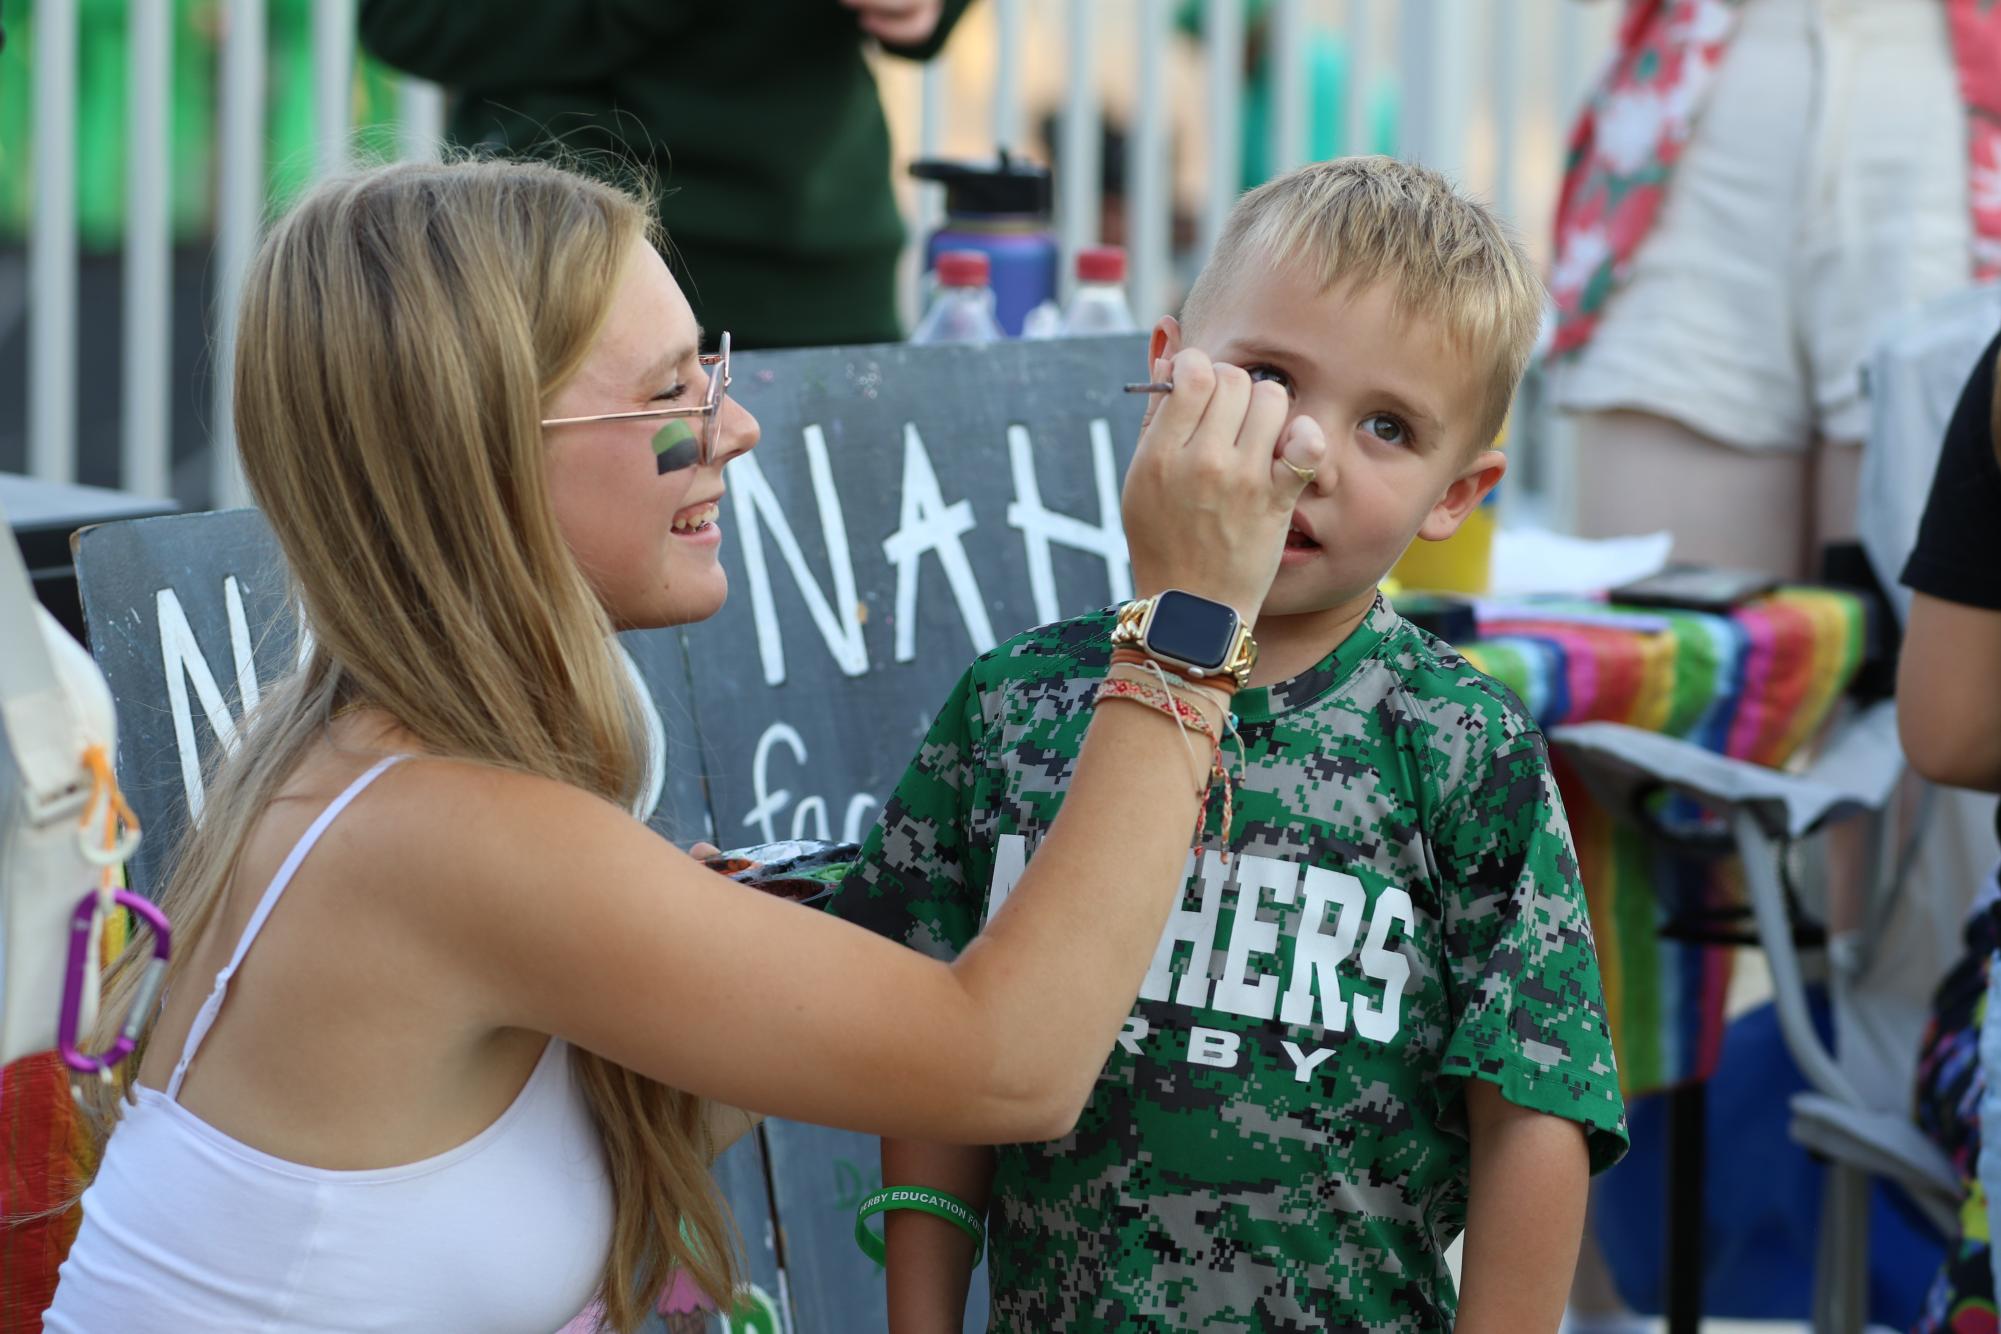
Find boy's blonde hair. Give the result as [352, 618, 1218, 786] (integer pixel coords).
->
[1181, 155, 1544, 448]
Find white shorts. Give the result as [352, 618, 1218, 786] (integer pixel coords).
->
[1554, 0, 1973, 451]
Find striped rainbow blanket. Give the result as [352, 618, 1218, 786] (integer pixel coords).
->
[1461, 587, 1865, 1096]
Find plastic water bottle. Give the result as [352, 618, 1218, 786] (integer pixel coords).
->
[1059, 246, 1140, 335]
[1020, 300, 1064, 339]
[911, 152, 1059, 336]
[910, 251, 1004, 345]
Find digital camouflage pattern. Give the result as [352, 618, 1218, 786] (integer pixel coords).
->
[828, 596, 1629, 1331]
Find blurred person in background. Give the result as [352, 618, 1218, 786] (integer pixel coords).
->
[1548, 0, 2001, 579]
[358, 0, 975, 350]
[1902, 331, 2001, 1332]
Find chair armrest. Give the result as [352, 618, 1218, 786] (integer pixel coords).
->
[1549, 701, 1902, 841]
[1790, 1091, 1960, 1238]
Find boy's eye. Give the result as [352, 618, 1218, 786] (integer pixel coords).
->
[1245, 365, 1295, 395]
[1363, 413, 1409, 445]
[653, 382, 690, 404]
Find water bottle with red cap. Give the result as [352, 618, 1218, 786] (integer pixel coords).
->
[910, 250, 1006, 345]
[1059, 246, 1140, 335]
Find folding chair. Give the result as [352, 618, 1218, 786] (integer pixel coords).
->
[1554, 704, 1956, 1333]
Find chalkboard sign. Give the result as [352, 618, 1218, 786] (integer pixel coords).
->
[73, 334, 1148, 1332]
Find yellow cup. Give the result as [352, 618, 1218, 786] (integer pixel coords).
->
[1391, 495, 1497, 595]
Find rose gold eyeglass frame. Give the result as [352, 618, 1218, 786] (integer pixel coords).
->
[538, 332, 733, 467]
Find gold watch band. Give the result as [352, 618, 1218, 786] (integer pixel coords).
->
[1111, 595, 1259, 689]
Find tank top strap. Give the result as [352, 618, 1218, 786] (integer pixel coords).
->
[166, 754, 410, 1101]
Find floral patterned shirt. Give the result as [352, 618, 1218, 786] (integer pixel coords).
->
[1552, 0, 2001, 359]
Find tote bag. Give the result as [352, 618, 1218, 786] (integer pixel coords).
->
[0, 504, 129, 1069]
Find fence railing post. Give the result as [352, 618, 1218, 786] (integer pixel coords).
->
[1345, 0, 1373, 157]
[1271, 0, 1306, 176]
[992, 0, 1024, 153]
[312, 0, 355, 178]
[1491, 0, 1522, 225]
[1200, 0, 1245, 266]
[1399, 0, 1479, 181]
[123, 0, 173, 499]
[397, 80, 446, 164]
[918, 59, 946, 248]
[30, 0, 79, 485]
[1130, 0, 1173, 325]
[1058, 0, 1103, 294]
[212, 0, 267, 509]
[1557, 0, 1594, 128]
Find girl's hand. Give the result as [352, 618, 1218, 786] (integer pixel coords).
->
[1121, 349, 1329, 623]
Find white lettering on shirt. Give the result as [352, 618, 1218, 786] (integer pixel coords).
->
[1187, 1026, 1242, 1070]
[1213, 855, 1300, 1021]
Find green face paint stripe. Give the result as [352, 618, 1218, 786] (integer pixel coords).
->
[651, 419, 700, 474]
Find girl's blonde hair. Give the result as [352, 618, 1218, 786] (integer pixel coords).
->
[78, 157, 736, 1330]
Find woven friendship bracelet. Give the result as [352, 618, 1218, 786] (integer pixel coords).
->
[1096, 674, 1220, 741]
[1093, 671, 1243, 842]
[854, 1186, 985, 1266]
[1103, 658, 1230, 735]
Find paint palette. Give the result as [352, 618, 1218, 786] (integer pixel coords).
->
[705, 839, 859, 906]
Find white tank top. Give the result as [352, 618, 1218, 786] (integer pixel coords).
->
[43, 756, 615, 1333]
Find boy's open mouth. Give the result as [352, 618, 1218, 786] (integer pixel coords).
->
[1284, 524, 1321, 551]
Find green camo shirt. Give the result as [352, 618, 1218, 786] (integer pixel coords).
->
[828, 597, 1629, 1331]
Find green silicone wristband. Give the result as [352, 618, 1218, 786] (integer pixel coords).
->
[853, 1185, 985, 1266]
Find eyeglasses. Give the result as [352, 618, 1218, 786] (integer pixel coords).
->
[539, 332, 732, 473]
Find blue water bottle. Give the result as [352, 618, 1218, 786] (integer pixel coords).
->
[910, 152, 1058, 338]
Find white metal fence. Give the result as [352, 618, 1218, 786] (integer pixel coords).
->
[15, 0, 1611, 511]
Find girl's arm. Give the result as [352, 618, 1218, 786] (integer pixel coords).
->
[1898, 593, 2001, 794]
[430, 686, 1202, 1145]
[394, 640, 1200, 1144]
[1454, 1081, 1591, 1333]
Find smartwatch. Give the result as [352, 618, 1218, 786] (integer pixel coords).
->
[1110, 591, 1258, 689]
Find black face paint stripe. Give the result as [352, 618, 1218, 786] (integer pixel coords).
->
[652, 420, 700, 474]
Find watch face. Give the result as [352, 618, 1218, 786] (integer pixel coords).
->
[1145, 590, 1238, 670]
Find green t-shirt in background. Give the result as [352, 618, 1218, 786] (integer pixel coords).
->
[828, 596, 1629, 1331]
[357, 0, 975, 349]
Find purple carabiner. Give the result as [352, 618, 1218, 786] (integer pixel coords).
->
[58, 889, 172, 1075]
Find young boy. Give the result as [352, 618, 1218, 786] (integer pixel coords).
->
[826, 156, 1629, 1330]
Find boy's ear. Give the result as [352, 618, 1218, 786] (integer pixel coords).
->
[1416, 449, 1507, 543]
